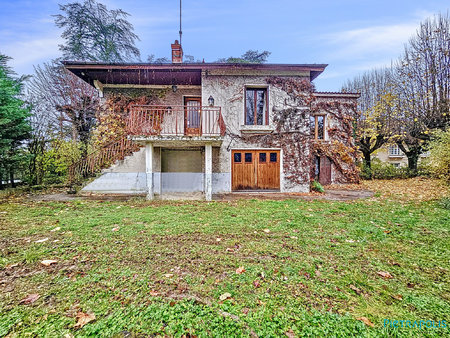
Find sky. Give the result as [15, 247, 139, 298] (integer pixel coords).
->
[0, 0, 449, 91]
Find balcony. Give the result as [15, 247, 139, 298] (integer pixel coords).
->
[127, 105, 225, 140]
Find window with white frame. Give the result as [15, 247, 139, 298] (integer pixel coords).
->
[245, 88, 268, 125]
[388, 145, 402, 156]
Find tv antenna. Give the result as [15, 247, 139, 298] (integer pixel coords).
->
[179, 0, 182, 45]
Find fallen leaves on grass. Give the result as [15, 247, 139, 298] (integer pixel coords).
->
[236, 266, 246, 274]
[363, 178, 449, 202]
[263, 229, 271, 233]
[74, 312, 96, 329]
[6, 263, 19, 269]
[112, 227, 119, 232]
[253, 280, 261, 288]
[149, 290, 159, 296]
[377, 271, 393, 279]
[328, 178, 449, 202]
[41, 260, 57, 266]
[391, 294, 403, 301]
[50, 227, 61, 232]
[19, 294, 40, 305]
[357, 316, 374, 327]
[219, 292, 231, 301]
[35, 238, 49, 243]
[350, 285, 362, 295]
[285, 329, 296, 338]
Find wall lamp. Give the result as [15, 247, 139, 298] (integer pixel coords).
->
[208, 95, 215, 106]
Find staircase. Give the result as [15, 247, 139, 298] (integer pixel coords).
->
[68, 136, 142, 186]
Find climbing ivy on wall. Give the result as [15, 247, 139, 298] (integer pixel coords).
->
[227, 77, 360, 186]
[312, 99, 360, 183]
[92, 88, 168, 147]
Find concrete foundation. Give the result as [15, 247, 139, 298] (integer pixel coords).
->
[81, 172, 230, 196]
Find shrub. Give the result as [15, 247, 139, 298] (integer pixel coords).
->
[360, 159, 420, 180]
[426, 129, 450, 184]
[37, 140, 82, 185]
[311, 180, 325, 193]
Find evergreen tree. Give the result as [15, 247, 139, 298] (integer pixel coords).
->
[54, 0, 140, 62]
[0, 54, 31, 188]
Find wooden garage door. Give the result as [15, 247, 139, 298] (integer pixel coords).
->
[232, 150, 280, 190]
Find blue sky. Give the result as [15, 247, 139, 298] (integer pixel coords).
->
[0, 0, 448, 91]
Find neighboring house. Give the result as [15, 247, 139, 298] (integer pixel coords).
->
[65, 40, 360, 200]
[372, 144, 429, 167]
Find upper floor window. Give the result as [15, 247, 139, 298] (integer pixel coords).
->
[245, 88, 268, 125]
[310, 115, 325, 140]
[388, 145, 402, 156]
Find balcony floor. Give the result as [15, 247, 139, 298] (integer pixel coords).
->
[130, 135, 224, 147]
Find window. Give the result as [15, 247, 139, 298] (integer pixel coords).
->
[270, 152, 277, 162]
[310, 115, 325, 140]
[388, 145, 402, 156]
[392, 163, 400, 168]
[245, 88, 268, 125]
[245, 153, 253, 163]
[259, 153, 266, 163]
[234, 153, 241, 163]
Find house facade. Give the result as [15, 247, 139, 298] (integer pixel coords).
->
[65, 41, 360, 200]
[372, 144, 429, 168]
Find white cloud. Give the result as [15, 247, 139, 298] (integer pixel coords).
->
[1, 34, 62, 74]
[323, 22, 418, 60]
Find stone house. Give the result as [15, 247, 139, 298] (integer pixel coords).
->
[65, 41, 360, 200]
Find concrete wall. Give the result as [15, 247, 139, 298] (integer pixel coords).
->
[103, 147, 161, 173]
[81, 172, 229, 194]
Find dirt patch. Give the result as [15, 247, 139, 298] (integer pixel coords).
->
[215, 189, 374, 201]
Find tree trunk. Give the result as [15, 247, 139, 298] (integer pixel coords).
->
[397, 142, 421, 173]
[363, 151, 372, 168]
[9, 169, 15, 188]
[407, 153, 419, 171]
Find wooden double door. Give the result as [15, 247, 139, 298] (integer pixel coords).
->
[232, 150, 280, 190]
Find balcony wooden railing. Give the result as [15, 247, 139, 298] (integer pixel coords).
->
[68, 135, 142, 184]
[127, 105, 226, 137]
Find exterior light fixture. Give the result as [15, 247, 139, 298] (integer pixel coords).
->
[208, 95, 214, 106]
[172, 85, 178, 93]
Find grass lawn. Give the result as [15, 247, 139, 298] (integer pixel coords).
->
[0, 179, 449, 337]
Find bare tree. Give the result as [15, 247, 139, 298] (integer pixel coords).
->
[342, 67, 397, 169]
[393, 13, 450, 170]
[28, 59, 100, 147]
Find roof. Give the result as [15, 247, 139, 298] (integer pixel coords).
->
[313, 91, 360, 98]
[62, 61, 328, 87]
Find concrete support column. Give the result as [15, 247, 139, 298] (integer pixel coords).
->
[204, 143, 212, 201]
[155, 147, 162, 195]
[145, 142, 154, 200]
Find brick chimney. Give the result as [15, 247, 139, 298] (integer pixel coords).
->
[171, 40, 183, 63]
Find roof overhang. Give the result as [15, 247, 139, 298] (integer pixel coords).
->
[313, 91, 360, 98]
[62, 61, 328, 88]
